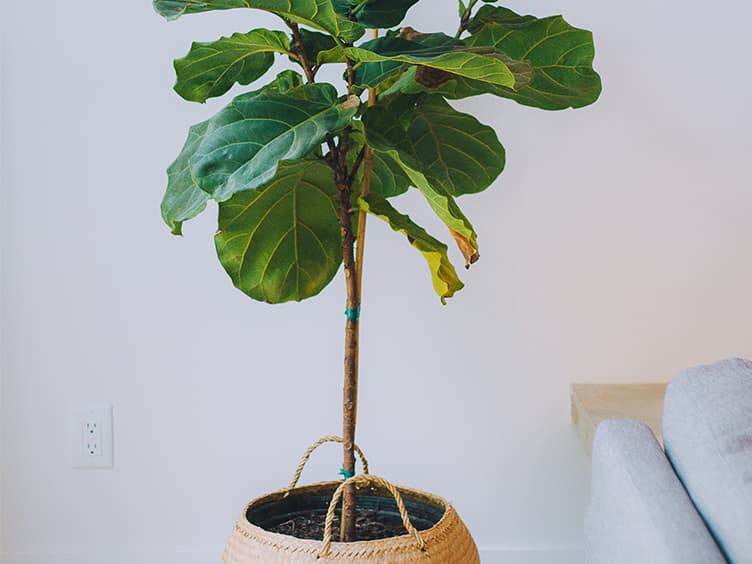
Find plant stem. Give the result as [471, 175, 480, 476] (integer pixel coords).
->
[339, 29, 379, 543]
[345, 58, 356, 96]
[351, 0, 370, 17]
[355, 31, 379, 303]
[334, 126, 359, 543]
[285, 19, 316, 83]
[455, 0, 479, 38]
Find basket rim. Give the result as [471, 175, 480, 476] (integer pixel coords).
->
[237, 480, 456, 550]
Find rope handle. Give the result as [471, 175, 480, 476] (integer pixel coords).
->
[318, 474, 426, 558]
[284, 436, 369, 494]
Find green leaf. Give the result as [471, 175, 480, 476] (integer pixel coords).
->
[161, 120, 212, 235]
[351, 33, 454, 90]
[346, 122, 409, 199]
[357, 194, 463, 304]
[312, 45, 346, 67]
[153, 0, 364, 42]
[345, 0, 421, 28]
[462, 7, 602, 109]
[215, 159, 342, 303]
[174, 29, 291, 103]
[405, 95, 504, 196]
[347, 37, 518, 89]
[362, 103, 480, 265]
[160, 71, 304, 234]
[416, 181, 479, 267]
[354, 59, 403, 89]
[467, 5, 537, 31]
[295, 29, 338, 68]
[153, 0, 246, 18]
[191, 82, 357, 202]
[262, 68, 306, 92]
[370, 151, 410, 198]
[361, 94, 504, 197]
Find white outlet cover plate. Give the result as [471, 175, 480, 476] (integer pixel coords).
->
[71, 405, 113, 469]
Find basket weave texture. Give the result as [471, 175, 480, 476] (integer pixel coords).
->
[222, 437, 479, 563]
[221, 480, 480, 563]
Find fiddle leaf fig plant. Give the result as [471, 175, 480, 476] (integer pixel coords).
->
[154, 0, 600, 541]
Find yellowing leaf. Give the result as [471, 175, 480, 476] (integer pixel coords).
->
[357, 194, 464, 304]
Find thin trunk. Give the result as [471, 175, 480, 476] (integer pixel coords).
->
[335, 129, 359, 542]
[339, 30, 379, 543]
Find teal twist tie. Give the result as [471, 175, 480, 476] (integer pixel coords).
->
[339, 465, 355, 480]
[344, 305, 361, 321]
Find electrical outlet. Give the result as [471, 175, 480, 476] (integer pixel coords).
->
[83, 419, 101, 456]
[72, 406, 113, 469]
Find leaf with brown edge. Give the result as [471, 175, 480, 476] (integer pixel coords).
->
[357, 194, 464, 304]
[384, 7, 602, 110]
[450, 228, 479, 268]
[348, 37, 520, 89]
[361, 102, 480, 262]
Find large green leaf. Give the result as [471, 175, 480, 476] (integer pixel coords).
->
[161, 120, 212, 235]
[215, 159, 342, 303]
[191, 82, 357, 201]
[160, 70, 304, 234]
[465, 9, 600, 109]
[362, 103, 480, 265]
[174, 29, 291, 103]
[333, 0, 420, 28]
[361, 94, 504, 197]
[153, 0, 364, 42]
[347, 37, 518, 89]
[383, 9, 600, 110]
[357, 194, 463, 304]
[406, 95, 504, 196]
[462, 7, 601, 109]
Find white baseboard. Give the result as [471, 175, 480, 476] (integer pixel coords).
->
[479, 547, 584, 564]
[2, 546, 584, 564]
[0, 552, 218, 564]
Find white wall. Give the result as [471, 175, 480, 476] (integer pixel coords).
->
[2, 0, 751, 562]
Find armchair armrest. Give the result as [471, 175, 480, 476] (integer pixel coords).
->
[585, 419, 726, 564]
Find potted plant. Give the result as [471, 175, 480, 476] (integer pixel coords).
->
[153, 0, 601, 560]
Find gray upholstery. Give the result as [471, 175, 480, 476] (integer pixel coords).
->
[586, 420, 727, 564]
[663, 358, 752, 563]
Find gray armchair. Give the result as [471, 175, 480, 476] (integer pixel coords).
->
[585, 358, 752, 563]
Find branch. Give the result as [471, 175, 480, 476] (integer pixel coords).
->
[345, 57, 356, 96]
[348, 147, 367, 187]
[324, 133, 339, 172]
[338, 127, 352, 176]
[455, 0, 479, 39]
[354, 28, 379, 303]
[284, 18, 316, 83]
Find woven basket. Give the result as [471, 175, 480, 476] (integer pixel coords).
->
[221, 437, 479, 563]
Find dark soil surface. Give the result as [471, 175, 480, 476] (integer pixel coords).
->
[268, 510, 409, 541]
